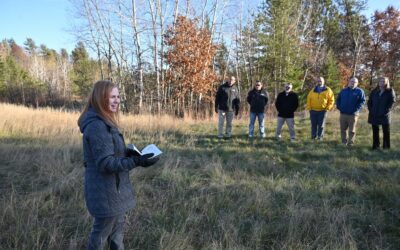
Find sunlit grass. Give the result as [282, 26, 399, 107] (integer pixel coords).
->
[0, 103, 399, 249]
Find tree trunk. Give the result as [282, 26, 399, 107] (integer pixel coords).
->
[148, 0, 161, 115]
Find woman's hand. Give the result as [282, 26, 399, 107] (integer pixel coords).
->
[133, 153, 160, 167]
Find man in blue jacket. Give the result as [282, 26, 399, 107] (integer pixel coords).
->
[336, 77, 366, 146]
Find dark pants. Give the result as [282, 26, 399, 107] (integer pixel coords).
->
[310, 110, 327, 139]
[87, 214, 125, 250]
[372, 124, 390, 149]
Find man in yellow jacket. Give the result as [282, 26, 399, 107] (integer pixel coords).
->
[306, 77, 335, 140]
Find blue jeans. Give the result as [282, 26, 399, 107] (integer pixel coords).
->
[249, 112, 265, 137]
[87, 214, 125, 250]
[310, 110, 327, 139]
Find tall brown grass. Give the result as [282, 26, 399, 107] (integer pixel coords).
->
[0, 103, 399, 249]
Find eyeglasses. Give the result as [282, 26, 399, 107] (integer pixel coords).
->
[255, 84, 261, 87]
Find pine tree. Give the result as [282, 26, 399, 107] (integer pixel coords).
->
[321, 49, 343, 94]
[71, 42, 97, 99]
[24, 38, 37, 55]
[0, 59, 7, 97]
[256, 0, 305, 97]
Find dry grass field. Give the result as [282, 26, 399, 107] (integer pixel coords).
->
[0, 103, 399, 249]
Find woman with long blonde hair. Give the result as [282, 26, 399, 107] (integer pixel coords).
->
[367, 77, 396, 149]
[78, 80, 159, 249]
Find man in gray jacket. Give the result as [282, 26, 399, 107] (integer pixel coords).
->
[215, 76, 241, 138]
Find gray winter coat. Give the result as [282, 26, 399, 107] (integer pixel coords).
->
[367, 88, 396, 125]
[79, 108, 136, 218]
[215, 82, 241, 113]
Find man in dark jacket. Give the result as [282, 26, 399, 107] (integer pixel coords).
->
[215, 76, 241, 138]
[336, 77, 366, 146]
[247, 81, 269, 138]
[275, 83, 299, 141]
[368, 77, 396, 149]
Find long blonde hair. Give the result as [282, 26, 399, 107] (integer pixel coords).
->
[378, 77, 391, 89]
[78, 80, 119, 128]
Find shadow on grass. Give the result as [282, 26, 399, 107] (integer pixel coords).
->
[1, 129, 399, 249]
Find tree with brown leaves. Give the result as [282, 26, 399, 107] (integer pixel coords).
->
[367, 6, 400, 87]
[164, 15, 218, 117]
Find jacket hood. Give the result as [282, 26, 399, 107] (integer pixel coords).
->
[79, 108, 103, 133]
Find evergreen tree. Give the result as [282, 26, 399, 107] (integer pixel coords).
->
[24, 38, 37, 55]
[60, 48, 69, 60]
[321, 49, 343, 94]
[0, 59, 7, 97]
[327, 0, 369, 76]
[214, 39, 229, 79]
[3, 56, 37, 105]
[71, 42, 97, 98]
[256, 0, 305, 97]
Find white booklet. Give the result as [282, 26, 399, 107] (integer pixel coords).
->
[127, 143, 163, 158]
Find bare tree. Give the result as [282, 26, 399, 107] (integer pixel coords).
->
[148, 0, 162, 114]
[131, 0, 145, 111]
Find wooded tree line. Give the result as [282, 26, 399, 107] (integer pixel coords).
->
[0, 0, 399, 116]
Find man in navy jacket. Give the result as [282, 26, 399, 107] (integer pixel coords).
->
[247, 81, 269, 138]
[336, 77, 366, 146]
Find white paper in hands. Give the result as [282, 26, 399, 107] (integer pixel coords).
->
[141, 144, 163, 158]
[127, 143, 163, 158]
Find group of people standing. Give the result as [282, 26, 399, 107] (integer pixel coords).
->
[77, 77, 395, 249]
[215, 75, 396, 149]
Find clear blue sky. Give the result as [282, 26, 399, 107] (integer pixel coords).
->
[363, 0, 400, 15]
[0, 0, 75, 53]
[0, 0, 399, 54]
